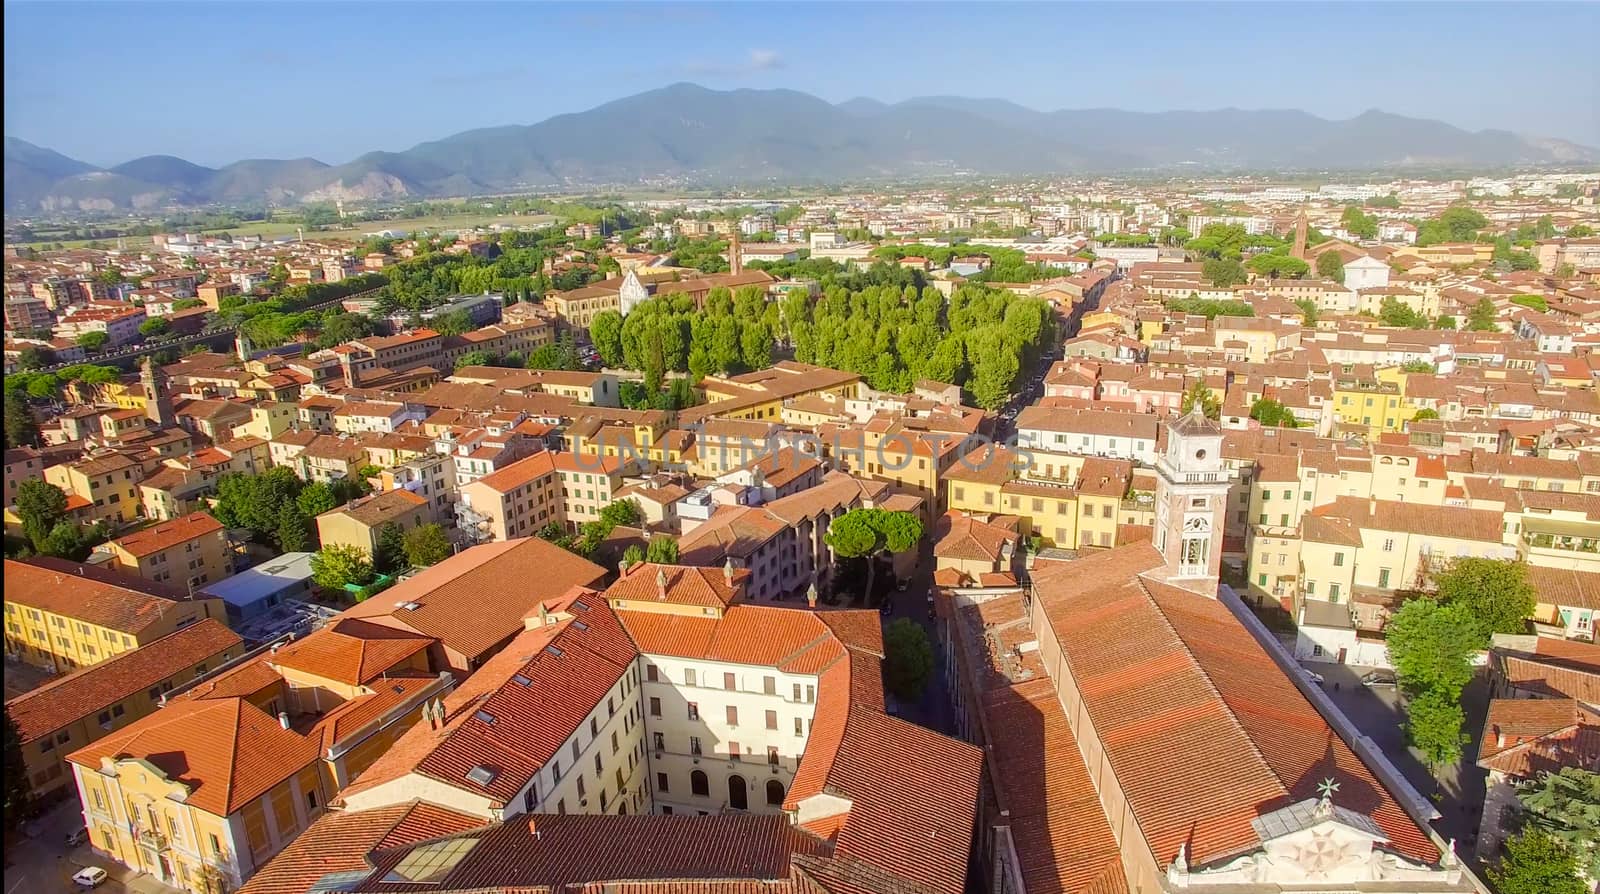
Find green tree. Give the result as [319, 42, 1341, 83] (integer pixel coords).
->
[1566, 224, 1593, 238]
[16, 479, 68, 551]
[1489, 828, 1588, 894]
[621, 544, 646, 567]
[883, 617, 935, 702]
[1411, 408, 1440, 421]
[295, 481, 343, 518]
[1434, 558, 1535, 638]
[740, 321, 774, 371]
[1379, 297, 1429, 329]
[1249, 398, 1299, 428]
[403, 523, 452, 567]
[1201, 257, 1247, 288]
[825, 508, 923, 603]
[1316, 251, 1345, 283]
[1247, 253, 1309, 279]
[374, 522, 408, 574]
[431, 309, 474, 336]
[1341, 205, 1379, 240]
[1385, 599, 1480, 696]
[526, 344, 566, 370]
[316, 312, 374, 348]
[1180, 381, 1221, 420]
[138, 317, 170, 338]
[1293, 298, 1319, 324]
[1400, 359, 1436, 373]
[275, 504, 313, 553]
[1434, 315, 1456, 330]
[1516, 768, 1600, 878]
[76, 331, 109, 351]
[1405, 688, 1467, 771]
[15, 345, 54, 370]
[645, 536, 679, 564]
[5, 398, 40, 449]
[1465, 298, 1499, 331]
[599, 499, 641, 529]
[311, 544, 373, 591]
[590, 310, 624, 368]
[3, 707, 33, 831]
[214, 468, 306, 540]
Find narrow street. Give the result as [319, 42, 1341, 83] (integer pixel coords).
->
[4, 799, 183, 894]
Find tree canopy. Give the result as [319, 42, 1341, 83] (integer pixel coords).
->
[311, 544, 374, 591]
[1516, 768, 1600, 879]
[883, 618, 935, 702]
[1489, 828, 1589, 894]
[1249, 398, 1299, 428]
[1181, 381, 1221, 420]
[403, 523, 452, 568]
[1434, 558, 1535, 639]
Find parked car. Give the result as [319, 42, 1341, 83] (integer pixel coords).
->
[1361, 669, 1398, 687]
[1304, 669, 1325, 685]
[65, 826, 89, 847]
[73, 867, 108, 888]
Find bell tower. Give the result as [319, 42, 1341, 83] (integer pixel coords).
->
[1154, 405, 1229, 593]
[140, 356, 174, 429]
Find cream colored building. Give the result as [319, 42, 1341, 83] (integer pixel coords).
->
[97, 511, 232, 591]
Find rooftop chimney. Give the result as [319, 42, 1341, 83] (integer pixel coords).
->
[657, 568, 668, 601]
[1495, 727, 1506, 749]
[278, 712, 291, 730]
[723, 557, 735, 589]
[806, 583, 818, 608]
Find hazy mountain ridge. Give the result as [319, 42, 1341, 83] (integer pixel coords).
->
[6, 85, 1594, 212]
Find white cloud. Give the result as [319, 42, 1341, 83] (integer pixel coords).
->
[678, 49, 785, 77]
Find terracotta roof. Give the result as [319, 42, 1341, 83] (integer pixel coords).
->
[933, 512, 1020, 563]
[981, 678, 1128, 894]
[1032, 545, 1438, 867]
[66, 696, 320, 816]
[1478, 699, 1600, 778]
[109, 511, 224, 557]
[175, 657, 285, 703]
[605, 562, 747, 611]
[237, 800, 485, 894]
[338, 538, 606, 664]
[6, 619, 241, 744]
[1527, 565, 1600, 611]
[324, 488, 427, 529]
[618, 604, 846, 672]
[269, 618, 433, 687]
[467, 450, 557, 493]
[4, 557, 193, 635]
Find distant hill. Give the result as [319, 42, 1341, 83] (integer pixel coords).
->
[7, 85, 1595, 213]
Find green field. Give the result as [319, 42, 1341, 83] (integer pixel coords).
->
[17, 211, 558, 251]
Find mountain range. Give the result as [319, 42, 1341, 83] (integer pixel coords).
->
[7, 83, 1595, 213]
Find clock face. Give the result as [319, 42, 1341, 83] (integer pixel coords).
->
[1183, 515, 1211, 533]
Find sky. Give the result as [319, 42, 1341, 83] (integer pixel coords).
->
[5, 1, 1598, 168]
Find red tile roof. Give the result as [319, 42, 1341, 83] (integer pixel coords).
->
[1032, 544, 1439, 867]
[1478, 699, 1600, 778]
[67, 696, 320, 815]
[237, 800, 485, 894]
[109, 511, 224, 557]
[4, 557, 195, 635]
[338, 538, 607, 664]
[605, 562, 747, 611]
[269, 618, 433, 686]
[6, 619, 241, 744]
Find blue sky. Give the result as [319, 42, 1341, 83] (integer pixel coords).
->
[5, 1, 1597, 167]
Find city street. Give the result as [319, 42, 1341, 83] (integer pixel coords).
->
[1312, 662, 1491, 861]
[3, 800, 182, 894]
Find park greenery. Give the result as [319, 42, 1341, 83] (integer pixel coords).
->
[883, 617, 935, 702]
[825, 508, 924, 602]
[1386, 559, 1537, 770]
[213, 467, 367, 553]
[591, 261, 1052, 410]
[1248, 398, 1299, 428]
[1166, 296, 1254, 319]
[1514, 768, 1600, 881]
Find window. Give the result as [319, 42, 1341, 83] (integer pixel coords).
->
[767, 746, 780, 766]
[1378, 568, 1391, 588]
[805, 685, 815, 703]
[765, 710, 778, 730]
[1382, 538, 1395, 552]
[726, 706, 738, 726]
[1329, 583, 1341, 603]
[690, 736, 703, 756]
[792, 684, 802, 701]
[685, 669, 697, 687]
[723, 672, 736, 691]
[653, 732, 664, 751]
[649, 697, 661, 717]
[691, 770, 709, 796]
[767, 779, 786, 805]
[1333, 553, 1345, 567]
[306, 790, 319, 810]
[729, 741, 741, 762]
[647, 665, 658, 682]
[687, 702, 699, 721]
[1312, 644, 1324, 657]
[763, 676, 776, 695]
[657, 772, 669, 793]
[794, 718, 804, 736]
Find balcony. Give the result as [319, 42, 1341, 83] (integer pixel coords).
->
[134, 827, 169, 852]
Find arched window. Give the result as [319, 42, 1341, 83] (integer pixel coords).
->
[690, 770, 709, 797]
[728, 774, 748, 810]
[766, 779, 785, 806]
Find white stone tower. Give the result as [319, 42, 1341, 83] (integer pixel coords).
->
[1153, 404, 1230, 593]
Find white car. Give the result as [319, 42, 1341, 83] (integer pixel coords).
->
[73, 867, 108, 888]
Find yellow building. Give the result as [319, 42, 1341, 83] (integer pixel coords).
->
[230, 402, 299, 441]
[6, 620, 242, 801]
[1331, 366, 1413, 438]
[44, 452, 144, 526]
[68, 617, 452, 893]
[97, 511, 232, 590]
[691, 361, 861, 423]
[314, 489, 431, 559]
[4, 558, 226, 673]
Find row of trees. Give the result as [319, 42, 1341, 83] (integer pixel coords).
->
[590, 271, 1052, 410]
[211, 467, 369, 554]
[1386, 558, 1537, 769]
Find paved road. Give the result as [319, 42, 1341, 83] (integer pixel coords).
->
[876, 546, 958, 737]
[1312, 662, 1490, 858]
[4, 799, 183, 894]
